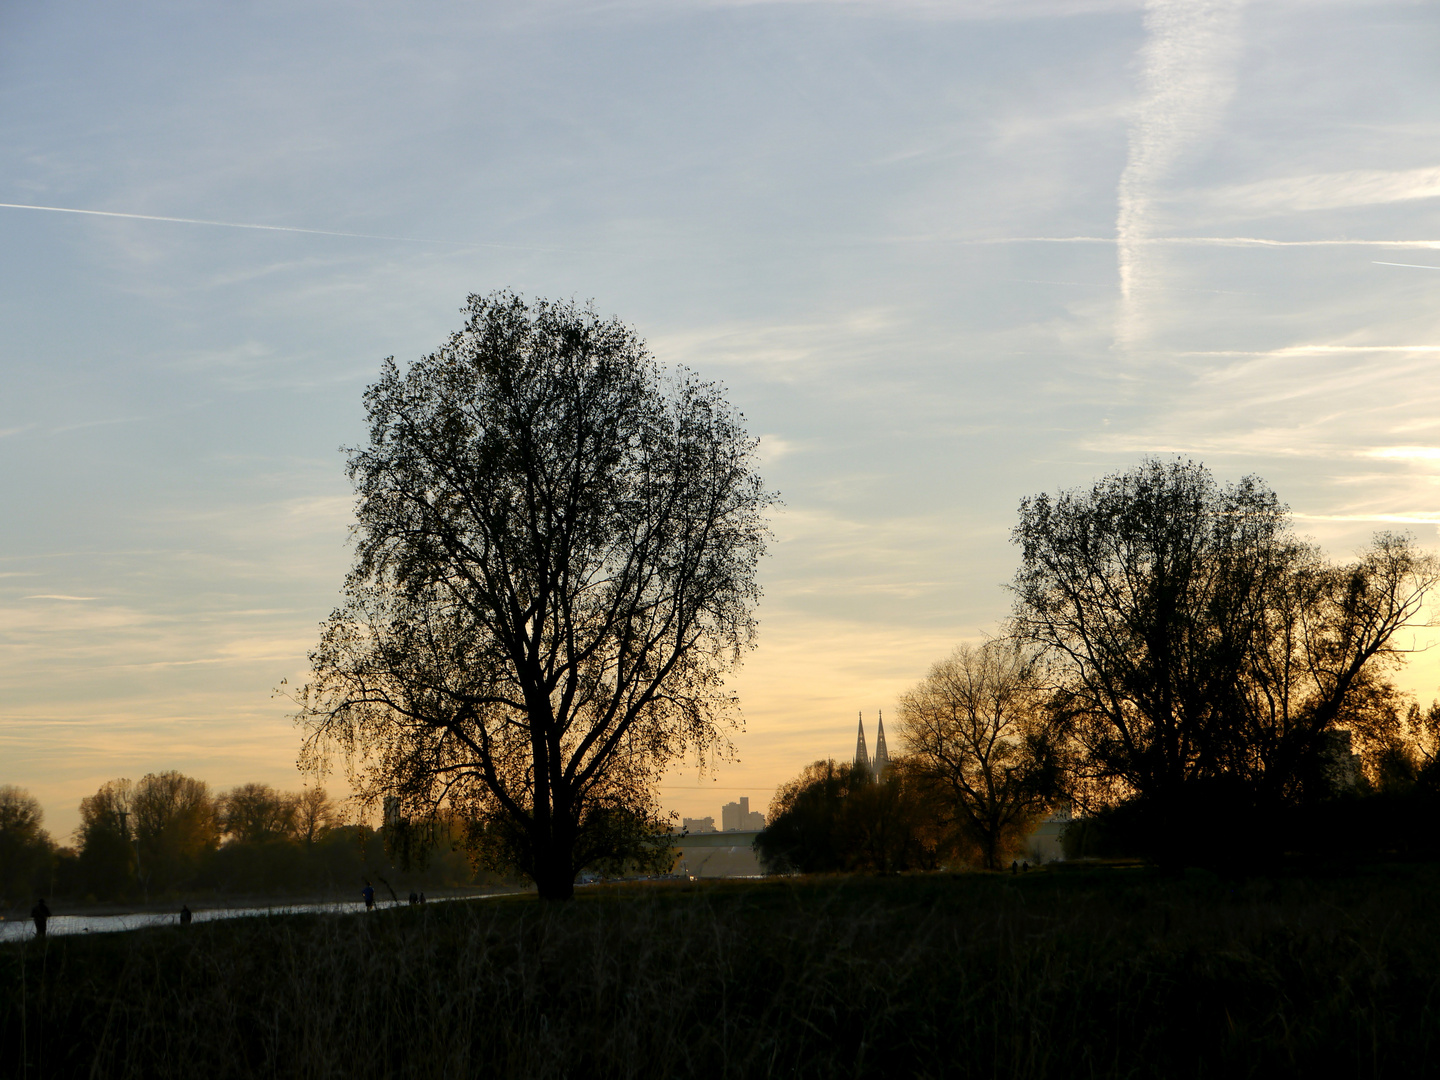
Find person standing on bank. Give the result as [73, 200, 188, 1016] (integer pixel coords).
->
[31, 897, 51, 939]
[362, 882, 375, 911]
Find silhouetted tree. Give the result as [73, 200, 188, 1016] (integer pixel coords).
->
[76, 779, 137, 899]
[897, 641, 1066, 870]
[755, 758, 942, 874]
[299, 292, 774, 900]
[0, 786, 53, 907]
[1010, 459, 1438, 861]
[294, 786, 336, 846]
[220, 783, 298, 843]
[131, 771, 218, 892]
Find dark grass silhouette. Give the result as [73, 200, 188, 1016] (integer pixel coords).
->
[6, 868, 1440, 1078]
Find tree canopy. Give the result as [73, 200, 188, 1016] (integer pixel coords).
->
[754, 759, 943, 875]
[1009, 458, 1438, 859]
[299, 292, 774, 899]
[897, 641, 1065, 870]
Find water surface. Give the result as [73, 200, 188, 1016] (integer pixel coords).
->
[0, 895, 497, 944]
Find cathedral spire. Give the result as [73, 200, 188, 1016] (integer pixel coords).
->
[854, 711, 870, 773]
[873, 710, 889, 780]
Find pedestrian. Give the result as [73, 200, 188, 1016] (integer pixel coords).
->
[419, 892, 426, 904]
[180, 904, 193, 926]
[1022, 861, 1030, 873]
[31, 897, 51, 939]
[1010, 860, 1019, 875]
[362, 882, 375, 911]
[408, 891, 418, 906]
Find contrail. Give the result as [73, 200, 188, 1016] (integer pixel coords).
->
[0, 201, 554, 250]
[960, 236, 1440, 248]
[1374, 260, 1440, 270]
[1116, 0, 1247, 346]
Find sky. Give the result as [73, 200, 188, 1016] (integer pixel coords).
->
[4, 0, 1440, 840]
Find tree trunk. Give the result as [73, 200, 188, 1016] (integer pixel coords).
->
[533, 839, 575, 901]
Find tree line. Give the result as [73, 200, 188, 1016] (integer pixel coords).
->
[0, 774, 495, 910]
[759, 459, 1440, 874]
[16, 296, 1424, 901]
[291, 295, 1440, 889]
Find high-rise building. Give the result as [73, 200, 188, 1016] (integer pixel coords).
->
[721, 796, 765, 831]
[682, 816, 716, 833]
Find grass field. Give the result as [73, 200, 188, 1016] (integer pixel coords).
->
[5, 865, 1439, 1079]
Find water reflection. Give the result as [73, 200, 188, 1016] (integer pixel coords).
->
[0, 895, 497, 944]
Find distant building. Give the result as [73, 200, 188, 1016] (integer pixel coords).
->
[722, 796, 765, 831]
[853, 711, 889, 781]
[682, 816, 716, 834]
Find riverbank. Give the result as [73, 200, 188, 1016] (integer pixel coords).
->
[7, 866, 1440, 1078]
[0, 887, 532, 944]
[0, 884, 528, 925]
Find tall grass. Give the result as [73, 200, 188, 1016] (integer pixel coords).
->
[5, 867, 1439, 1078]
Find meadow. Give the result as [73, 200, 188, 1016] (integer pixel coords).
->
[5, 865, 1438, 1079]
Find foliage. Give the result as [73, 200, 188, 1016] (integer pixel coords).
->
[755, 758, 944, 874]
[897, 640, 1067, 869]
[76, 779, 137, 900]
[0, 786, 54, 908]
[59, 777, 493, 902]
[1010, 458, 1438, 861]
[293, 786, 337, 846]
[299, 292, 775, 899]
[131, 771, 219, 894]
[219, 783, 298, 843]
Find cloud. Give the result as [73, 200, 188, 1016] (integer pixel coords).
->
[1116, 0, 1247, 346]
[1363, 447, 1440, 462]
[941, 236, 1440, 248]
[593, 0, 1142, 18]
[1193, 165, 1440, 217]
[755, 434, 799, 463]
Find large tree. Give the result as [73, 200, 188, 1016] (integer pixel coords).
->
[0, 785, 53, 907]
[1009, 459, 1438, 853]
[300, 292, 774, 899]
[76, 779, 137, 899]
[754, 759, 943, 875]
[220, 783, 299, 844]
[131, 771, 218, 892]
[896, 641, 1065, 870]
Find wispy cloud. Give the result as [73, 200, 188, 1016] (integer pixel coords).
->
[755, 434, 799, 463]
[1195, 165, 1440, 217]
[1363, 447, 1440, 462]
[947, 236, 1440, 249]
[1116, 0, 1247, 345]
[602, 0, 1142, 18]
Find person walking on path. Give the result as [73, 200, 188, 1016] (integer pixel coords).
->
[31, 897, 51, 939]
[362, 882, 375, 911]
[180, 904, 193, 926]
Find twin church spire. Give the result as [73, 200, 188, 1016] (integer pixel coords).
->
[853, 710, 889, 781]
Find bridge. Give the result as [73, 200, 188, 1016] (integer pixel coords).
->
[669, 829, 764, 878]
